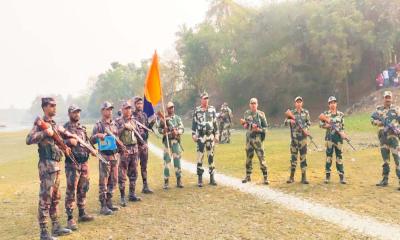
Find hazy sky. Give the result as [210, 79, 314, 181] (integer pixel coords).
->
[0, 0, 261, 109]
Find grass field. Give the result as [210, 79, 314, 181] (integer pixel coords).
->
[0, 113, 396, 239]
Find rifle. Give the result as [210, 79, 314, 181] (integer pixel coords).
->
[132, 118, 160, 139]
[371, 112, 400, 136]
[285, 110, 318, 149]
[239, 117, 265, 141]
[104, 128, 128, 154]
[156, 111, 184, 151]
[67, 132, 109, 165]
[319, 114, 356, 151]
[35, 117, 79, 166]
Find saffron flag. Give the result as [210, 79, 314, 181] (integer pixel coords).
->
[143, 51, 162, 118]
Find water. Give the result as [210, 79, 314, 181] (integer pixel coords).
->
[0, 123, 31, 132]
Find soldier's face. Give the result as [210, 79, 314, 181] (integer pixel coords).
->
[328, 101, 337, 110]
[135, 101, 144, 111]
[384, 96, 392, 105]
[44, 104, 56, 117]
[201, 97, 209, 107]
[102, 108, 113, 119]
[122, 107, 132, 118]
[249, 102, 258, 111]
[295, 100, 303, 109]
[69, 111, 80, 122]
[167, 106, 174, 115]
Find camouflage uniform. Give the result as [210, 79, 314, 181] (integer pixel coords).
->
[371, 104, 400, 186]
[26, 114, 72, 238]
[158, 113, 184, 187]
[284, 108, 311, 183]
[243, 109, 269, 182]
[90, 119, 120, 212]
[115, 115, 140, 202]
[192, 104, 219, 186]
[218, 105, 233, 144]
[132, 108, 154, 193]
[319, 110, 345, 181]
[63, 120, 91, 224]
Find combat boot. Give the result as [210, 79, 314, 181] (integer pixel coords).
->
[142, 180, 154, 194]
[242, 175, 251, 183]
[100, 200, 113, 215]
[163, 178, 169, 190]
[339, 174, 347, 184]
[120, 190, 127, 207]
[78, 209, 94, 222]
[198, 175, 203, 187]
[67, 219, 78, 231]
[52, 221, 72, 237]
[263, 174, 269, 185]
[40, 224, 57, 240]
[286, 169, 295, 184]
[301, 172, 309, 184]
[106, 198, 120, 211]
[177, 176, 184, 188]
[210, 174, 217, 186]
[376, 176, 388, 187]
[324, 173, 331, 184]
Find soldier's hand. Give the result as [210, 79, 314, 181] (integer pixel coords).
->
[90, 149, 98, 157]
[192, 134, 198, 142]
[44, 128, 54, 137]
[124, 123, 134, 130]
[65, 147, 72, 156]
[214, 135, 219, 143]
[290, 119, 296, 125]
[373, 120, 383, 126]
[96, 133, 106, 140]
[69, 138, 78, 146]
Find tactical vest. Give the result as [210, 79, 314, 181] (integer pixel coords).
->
[120, 128, 137, 145]
[38, 137, 62, 161]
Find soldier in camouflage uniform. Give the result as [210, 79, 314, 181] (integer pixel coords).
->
[116, 101, 141, 206]
[371, 91, 400, 189]
[319, 96, 347, 184]
[284, 96, 311, 184]
[158, 101, 185, 189]
[63, 105, 94, 231]
[133, 96, 155, 194]
[26, 97, 72, 240]
[241, 98, 269, 185]
[90, 101, 121, 215]
[218, 102, 233, 144]
[192, 92, 219, 187]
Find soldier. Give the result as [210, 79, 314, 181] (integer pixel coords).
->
[218, 102, 233, 144]
[158, 101, 185, 189]
[26, 97, 72, 240]
[192, 92, 219, 187]
[63, 104, 94, 231]
[90, 101, 122, 215]
[371, 91, 400, 189]
[241, 98, 269, 185]
[116, 101, 141, 206]
[284, 96, 311, 184]
[132, 96, 155, 194]
[319, 96, 347, 184]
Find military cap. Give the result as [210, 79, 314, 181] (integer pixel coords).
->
[68, 104, 81, 113]
[121, 101, 132, 109]
[384, 91, 392, 97]
[294, 96, 303, 102]
[41, 97, 56, 107]
[101, 101, 114, 110]
[249, 98, 258, 104]
[328, 96, 337, 103]
[200, 92, 209, 99]
[133, 96, 143, 103]
[167, 101, 174, 108]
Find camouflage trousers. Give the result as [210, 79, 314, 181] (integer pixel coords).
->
[290, 137, 308, 173]
[163, 139, 182, 179]
[138, 143, 149, 183]
[99, 156, 118, 204]
[378, 132, 400, 178]
[118, 145, 139, 197]
[219, 122, 231, 144]
[65, 161, 89, 212]
[245, 135, 267, 176]
[196, 134, 216, 176]
[38, 159, 61, 225]
[325, 139, 344, 175]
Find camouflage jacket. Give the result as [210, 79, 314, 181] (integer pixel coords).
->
[26, 116, 67, 166]
[90, 118, 119, 160]
[158, 114, 184, 142]
[115, 116, 138, 150]
[133, 110, 153, 144]
[371, 104, 400, 137]
[319, 110, 345, 140]
[192, 105, 219, 136]
[243, 109, 268, 139]
[64, 121, 90, 163]
[284, 108, 311, 139]
[218, 107, 233, 124]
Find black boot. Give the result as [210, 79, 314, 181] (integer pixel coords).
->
[52, 221, 72, 237]
[120, 190, 127, 207]
[163, 178, 169, 190]
[210, 174, 217, 186]
[99, 199, 113, 215]
[263, 174, 269, 185]
[177, 176, 184, 188]
[301, 171, 309, 184]
[376, 176, 388, 186]
[65, 209, 77, 231]
[40, 224, 57, 240]
[142, 180, 154, 194]
[286, 169, 295, 184]
[324, 173, 331, 184]
[198, 175, 203, 187]
[242, 175, 251, 183]
[339, 174, 347, 184]
[78, 208, 94, 222]
[106, 197, 120, 211]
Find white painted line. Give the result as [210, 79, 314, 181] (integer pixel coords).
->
[149, 142, 400, 240]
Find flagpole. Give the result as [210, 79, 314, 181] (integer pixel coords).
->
[161, 93, 173, 166]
